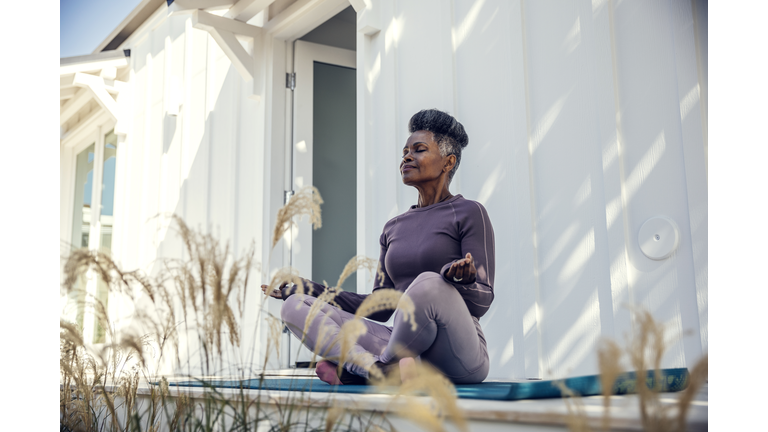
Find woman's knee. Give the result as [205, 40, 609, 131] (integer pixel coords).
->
[404, 272, 458, 306]
[280, 294, 310, 324]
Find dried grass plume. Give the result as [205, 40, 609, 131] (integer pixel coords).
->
[272, 186, 323, 249]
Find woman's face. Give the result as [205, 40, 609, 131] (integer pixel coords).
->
[400, 130, 453, 186]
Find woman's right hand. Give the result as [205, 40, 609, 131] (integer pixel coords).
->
[261, 282, 289, 299]
[445, 253, 477, 284]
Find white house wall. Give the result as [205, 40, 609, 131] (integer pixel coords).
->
[356, 0, 707, 379]
[66, 0, 707, 380]
[110, 6, 270, 374]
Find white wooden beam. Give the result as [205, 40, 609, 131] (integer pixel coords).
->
[60, 50, 129, 75]
[192, 8, 262, 37]
[208, 27, 254, 81]
[224, 0, 274, 22]
[61, 74, 76, 88]
[169, 0, 236, 9]
[60, 87, 79, 101]
[100, 66, 117, 80]
[166, 2, 197, 16]
[61, 109, 110, 147]
[73, 73, 122, 124]
[189, 9, 263, 97]
[351, 0, 380, 35]
[262, 0, 348, 40]
[348, 0, 365, 11]
[60, 87, 92, 126]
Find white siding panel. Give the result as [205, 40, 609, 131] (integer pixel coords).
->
[208, 48, 237, 244]
[587, 0, 635, 362]
[142, 25, 165, 272]
[261, 38, 288, 370]
[356, 0, 707, 378]
[155, 16, 187, 262]
[394, 0, 456, 211]
[367, 0, 402, 261]
[104, 10, 273, 374]
[612, 0, 702, 368]
[183, 29, 212, 233]
[236, 75, 265, 368]
[126, 39, 149, 273]
[452, 0, 537, 379]
[670, 0, 708, 355]
[523, 0, 606, 378]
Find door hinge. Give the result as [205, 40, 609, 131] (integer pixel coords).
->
[286, 72, 296, 90]
[284, 190, 295, 204]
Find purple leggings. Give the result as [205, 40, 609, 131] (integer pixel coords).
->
[280, 271, 489, 384]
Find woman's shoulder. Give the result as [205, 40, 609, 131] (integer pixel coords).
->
[450, 196, 492, 222]
[451, 195, 488, 212]
[380, 215, 400, 237]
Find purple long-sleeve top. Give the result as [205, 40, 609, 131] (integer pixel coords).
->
[282, 194, 495, 321]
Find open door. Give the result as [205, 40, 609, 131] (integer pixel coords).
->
[292, 40, 357, 293]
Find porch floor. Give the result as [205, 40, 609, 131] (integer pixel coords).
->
[131, 369, 708, 431]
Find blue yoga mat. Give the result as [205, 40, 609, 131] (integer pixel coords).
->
[166, 368, 689, 401]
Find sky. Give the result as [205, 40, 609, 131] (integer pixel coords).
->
[61, 0, 144, 57]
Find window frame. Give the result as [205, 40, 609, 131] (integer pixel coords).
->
[62, 118, 117, 345]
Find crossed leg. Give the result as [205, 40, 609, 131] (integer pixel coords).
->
[280, 271, 489, 384]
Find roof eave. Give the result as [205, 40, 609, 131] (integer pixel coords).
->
[60, 50, 131, 75]
[91, 0, 166, 54]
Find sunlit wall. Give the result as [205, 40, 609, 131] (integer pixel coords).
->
[356, 0, 707, 379]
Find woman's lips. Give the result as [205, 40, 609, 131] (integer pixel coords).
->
[401, 164, 416, 172]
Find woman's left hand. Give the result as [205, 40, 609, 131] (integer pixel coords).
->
[446, 253, 477, 284]
[261, 282, 289, 299]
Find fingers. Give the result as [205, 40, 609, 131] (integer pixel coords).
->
[261, 283, 284, 299]
[448, 253, 476, 282]
[454, 261, 466, 280]
[450, 259, 468, 280]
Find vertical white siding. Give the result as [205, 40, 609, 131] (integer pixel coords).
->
[110, 8, 269, 374]
[357, 0, 707, 378]
[91, 0, 707, 379]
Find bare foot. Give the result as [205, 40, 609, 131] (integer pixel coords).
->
[315, 360, 342, 386]
[399, 357, 417, 383]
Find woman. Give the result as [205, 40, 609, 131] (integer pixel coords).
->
[262, 109, 495, 385]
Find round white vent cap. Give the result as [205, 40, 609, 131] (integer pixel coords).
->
[638, 216, 679, 260]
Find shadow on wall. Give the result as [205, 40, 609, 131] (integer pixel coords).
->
[437, 0, 705, 379]
[122, 22, 267, 376]
[117, 0, 706, 380]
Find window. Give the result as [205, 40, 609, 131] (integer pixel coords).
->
[65, 127, 118, 344]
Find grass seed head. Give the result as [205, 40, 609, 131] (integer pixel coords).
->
[272, 185, 323, 249]
[676, 353, 708, 431]
[356, 289, 417, 331]
[554, 380, 591, 432]
[389, 361, 467, 432]
[303, 287, 342, 337]
[337, 318, 367, 375]
[266, 267, 306, 298]
[336, 255, 384, 289]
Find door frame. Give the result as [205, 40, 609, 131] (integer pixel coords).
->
[290, 40, 356, 282]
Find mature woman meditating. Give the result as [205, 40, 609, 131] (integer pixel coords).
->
[261, 109, 495, 385]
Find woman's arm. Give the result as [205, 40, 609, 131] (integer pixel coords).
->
[440, 200, 495, 318]
[264, 230, 397, 322]
[270, 278, 369, 315]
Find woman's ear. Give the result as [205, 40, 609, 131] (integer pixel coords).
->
[443, 154, 457, 173]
